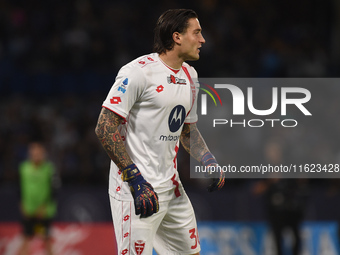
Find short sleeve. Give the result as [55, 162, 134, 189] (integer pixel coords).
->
[102, 64, 146, 119]
[184, 68, 199, 124]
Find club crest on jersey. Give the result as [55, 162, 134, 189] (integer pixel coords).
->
[118, 78, 128, 93]
[134, 240, 145, 255]
[168, 105, 186, 132]
[167, 75, 186, 85]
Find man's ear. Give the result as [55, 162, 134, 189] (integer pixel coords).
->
[172, 32, 181, 45]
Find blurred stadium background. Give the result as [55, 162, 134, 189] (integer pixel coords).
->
[1, 0, 340, 254]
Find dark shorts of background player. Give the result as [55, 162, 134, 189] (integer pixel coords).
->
[21, 217, 52, 238]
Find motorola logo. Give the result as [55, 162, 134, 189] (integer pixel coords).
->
[168, 105, 186, 132]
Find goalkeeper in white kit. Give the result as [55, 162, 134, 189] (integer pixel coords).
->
[95, 8, 225, 255]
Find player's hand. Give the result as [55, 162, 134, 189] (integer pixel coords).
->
[206, 165, 225, 192]
[122, 164, 159, 218]
[201, 152, 225, 192]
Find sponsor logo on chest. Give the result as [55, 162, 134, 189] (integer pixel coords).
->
[167, 74, 186, 85]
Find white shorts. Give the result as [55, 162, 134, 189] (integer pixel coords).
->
[109, 190, 201, 255]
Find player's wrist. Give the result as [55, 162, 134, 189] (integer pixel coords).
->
[201, 152, 218, 166]
[122, 163, 145, 185]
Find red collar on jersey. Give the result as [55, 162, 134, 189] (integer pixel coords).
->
[159, 57, 180, 74]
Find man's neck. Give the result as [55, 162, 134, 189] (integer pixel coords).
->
[32, 160, 43, 168]
[159, 51, 184, 70]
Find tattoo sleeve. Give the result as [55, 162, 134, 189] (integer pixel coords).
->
[95, 107, 133, 170]
[180, 123, 209, 162]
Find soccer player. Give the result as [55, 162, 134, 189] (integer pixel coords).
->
[95, 9, 225, 255]
[18, 142, 60, 255]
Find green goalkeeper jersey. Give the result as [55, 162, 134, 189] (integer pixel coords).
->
[19, 160, 57, 218]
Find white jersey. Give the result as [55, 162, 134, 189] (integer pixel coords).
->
[102, 53, 199, 201]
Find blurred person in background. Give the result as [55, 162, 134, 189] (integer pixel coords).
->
[255, 178, 309, 255]
[95, 9, 224, 255]
[253, 140, 309, 255]
[18, 142, 61, 255]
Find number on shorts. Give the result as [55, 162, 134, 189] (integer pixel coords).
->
[189, 228, 198, 249]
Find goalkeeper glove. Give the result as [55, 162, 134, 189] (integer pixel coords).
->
[122, 164, 159, 218]
[201, 152, 225, 192]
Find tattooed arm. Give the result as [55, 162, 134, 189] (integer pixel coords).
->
[180, 123, 209, 162]
[180, 123, 225, 191]
[95, 107, 133, 170]
[95, 107, 159, 217]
